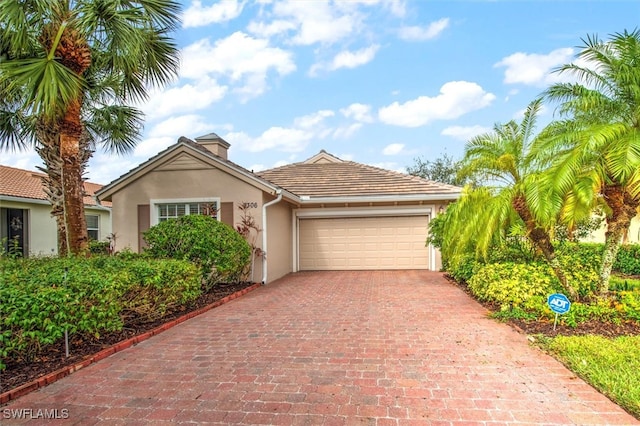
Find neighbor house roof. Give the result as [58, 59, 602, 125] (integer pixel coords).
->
[257, 150, 462, 200]
[0, 165, 110, 207]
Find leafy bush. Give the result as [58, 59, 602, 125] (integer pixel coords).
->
[89, 239, 111, 255]
[467, 262, 559, 310]
[614, 244, 640, 275]
[143, 215, 252, 287]
[0, 256, 200, 369]
[610, 276, 640, 292]
[560, 298, 622, 327]
[446, 253, 479, 283]
[617, 291, 640, 322]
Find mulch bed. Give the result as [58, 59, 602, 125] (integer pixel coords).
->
[444, 274, 640, 338]
[0, 281, 257, 396]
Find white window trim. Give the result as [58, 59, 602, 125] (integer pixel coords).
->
[86, 214, 100, 240]
[150, 198, 221, 226]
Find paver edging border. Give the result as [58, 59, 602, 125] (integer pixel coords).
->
[0, 282, 262, 405]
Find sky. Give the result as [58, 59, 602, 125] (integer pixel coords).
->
[3, 0, 640, 185]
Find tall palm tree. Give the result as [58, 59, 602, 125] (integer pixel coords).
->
[544, 29, 640, 294]
[448, 99, 580, 300]
[0, 0, 180, 255]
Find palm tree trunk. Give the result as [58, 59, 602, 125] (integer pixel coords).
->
[60, 99, 89, 256]
[36, 143, 68, 256]
[599, 185, 639, 294]
[35, 121, 68, 256]
[512, 196, 579, 300]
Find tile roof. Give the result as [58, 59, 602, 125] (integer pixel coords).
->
[0, 165, 110, 207]
[257, 152, 462, 198]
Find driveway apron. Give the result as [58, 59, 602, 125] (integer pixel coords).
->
[3, 271, 638, 425]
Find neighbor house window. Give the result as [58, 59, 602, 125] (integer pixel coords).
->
[151, 198, 220, 225]
[86, 215, 99, 240]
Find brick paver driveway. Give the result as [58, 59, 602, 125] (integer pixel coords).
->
[3, 271, 638, 425]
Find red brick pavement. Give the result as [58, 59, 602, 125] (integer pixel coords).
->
[2, 271, 638, 425]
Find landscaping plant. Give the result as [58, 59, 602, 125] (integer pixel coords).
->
[143, 215, 252, 289]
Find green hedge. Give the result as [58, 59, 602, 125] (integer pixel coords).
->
[0, 256, 200, 369]
[614, 244, 640, 275]
[143, 215, 251, 287]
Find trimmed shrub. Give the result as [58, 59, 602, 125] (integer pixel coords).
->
[143, 215, 252, 287]
[614, 244, 640, 276]
[0, 256, 200, 369]
[468, 262, 560, 311]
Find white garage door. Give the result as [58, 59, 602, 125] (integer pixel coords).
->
[299, 216, 430, 270]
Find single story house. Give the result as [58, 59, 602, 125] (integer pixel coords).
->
[96, 133, 462, 283]
[0, 165, 111, 257]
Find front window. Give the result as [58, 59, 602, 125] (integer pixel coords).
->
[152, 198, 220, 225]
[86, 214, 99, 240]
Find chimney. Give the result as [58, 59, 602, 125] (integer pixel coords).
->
[194, 133, 230, 160]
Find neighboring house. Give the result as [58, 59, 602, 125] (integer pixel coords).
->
[96, 133, 462, 283]
[0, 165, 111, 257]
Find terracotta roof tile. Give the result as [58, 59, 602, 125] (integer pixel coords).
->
[0, 165, 110, 207]
[257, 153, 461, 198]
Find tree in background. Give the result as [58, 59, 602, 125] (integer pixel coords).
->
[0, 0, 180, 255]
[543, 29, 640, 294]
[406, 153, 467, 186]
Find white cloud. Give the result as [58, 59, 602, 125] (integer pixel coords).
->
[340, 103, 374, 123]
[382, 143, 405, 155]
[333, 123, 363, 139]
[222, 108, 343, 153]
[249, 0, 367, 46]
[369, 161, 404, 173]
[378, 81, 496, 127]
[441, 125, 491, 141]
[183, 0, 246, 28]
[132, 115, 211, 158]
[331, 45, 380, 70]
[247, 19, 297, 38]
[294, 110, 335, 129]
[398, 18, 450, 41]
[225, 128, 313, 153]
[310, 44, 380, 76]
[494, 47, 575, 86]
[181, 32, 296, 99]
[141, 77, 227, 120]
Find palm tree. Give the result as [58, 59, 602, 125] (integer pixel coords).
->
[0, 0, 180, 255]
[448, 99, 580, 300]
[544, 29, 640, 294]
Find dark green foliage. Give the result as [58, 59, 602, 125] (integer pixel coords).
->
[426, 214, 445, 250]
[143, 215, 252, 287]
[88, 239, 111, 255]
[0, 256, 200, 369]
[614, 244, 640, 275]
[406, 153, 467, 186]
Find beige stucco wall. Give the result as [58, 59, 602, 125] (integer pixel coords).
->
[111, 165, 265, 252]
[0, 199, 111, 256]
[108, 159, 294, 283]
[264, 197, 293, 283]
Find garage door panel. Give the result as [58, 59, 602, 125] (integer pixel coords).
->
[299, 216, 430, 270]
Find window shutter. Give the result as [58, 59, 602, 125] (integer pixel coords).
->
[137, 204, 150, 252]
[221, 202, 234, 227]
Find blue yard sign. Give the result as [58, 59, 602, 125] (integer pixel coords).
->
[547, 293, 571, 330]
[547, 293, 571, 314]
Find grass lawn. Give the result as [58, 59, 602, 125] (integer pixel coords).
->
[539, 335, 640, 418]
